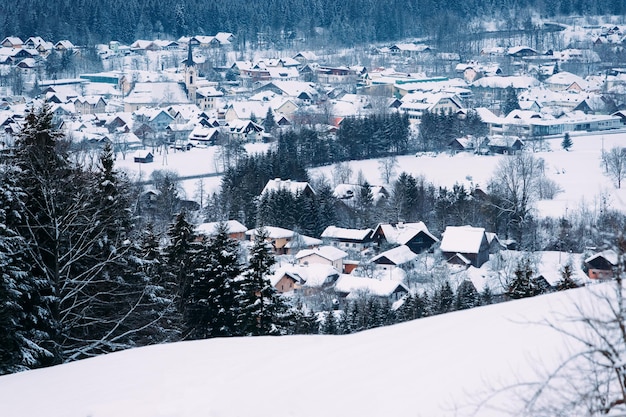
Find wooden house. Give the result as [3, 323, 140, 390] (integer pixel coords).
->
[320, 226, 374, 252]
[334, 274, 409, 303]
[440, 226, 491, 268]
[373, 222, 439, 254]
[584, 250, 618, 280]
[133, 150, 154, 163]
[296, 246, 348, 272]
[196, 220, 248, 241]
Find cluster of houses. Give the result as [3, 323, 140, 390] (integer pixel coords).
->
[193, 177, 614, 306]
[0, 36, 75, 69]
[1, 25, 626, 157]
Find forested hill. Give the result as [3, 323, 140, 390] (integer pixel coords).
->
[1, 0, 623, 47]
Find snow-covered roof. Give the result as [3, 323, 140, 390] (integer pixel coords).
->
[197, 220, 248, 237]
[283, 235, 323, 249]
[296, 246, 348, 262]
[544, 71, 589, 90]
[320, 226, 373, 242]
[375, 222, 438, 246]
[585, 249, 618, 266]
[125, 82, 190, 106]
[440, 226, 486, 254]
[471, 75, 540, 89]
[269, 263, 339, 288]
[370, 245, 418, 266]
[334, 274, 408, 298]
[245, 226, 294, 239]
[261, 178, 313, 196]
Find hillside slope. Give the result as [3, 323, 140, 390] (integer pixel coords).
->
[0, 286, 599, 417]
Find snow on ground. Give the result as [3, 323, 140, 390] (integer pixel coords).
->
[114, 130, 626, 219]
[0, 286, 606, 417]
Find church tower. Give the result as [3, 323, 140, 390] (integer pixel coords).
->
[184, 40, 197, 102]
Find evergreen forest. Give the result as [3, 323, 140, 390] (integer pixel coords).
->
[0, 0, 623, 48]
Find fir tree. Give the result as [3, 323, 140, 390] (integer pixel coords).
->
[481, 286, 494, 305]
[561, 133, 572, 151]
[502, 86, 521, 116]
[0, 163, 55, 373]
[455, 280, 480, 310]
[320, 305, 339, 335]
[237, 227, 288, 336]
[555, 261, 580, 291]
[164, 209, 197, 315]
[433, 281, 455, 315]
[184, 222, 243, 339]
[507, 257, 542, 299]
[263, 108, 276, 134]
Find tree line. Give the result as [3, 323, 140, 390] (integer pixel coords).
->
[0, 0, 622, 47]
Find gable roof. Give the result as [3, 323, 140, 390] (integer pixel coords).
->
[440, 226, 487, 254]
[370, 245, 418, 266]
[296, 246, 348, 262]
[261, 178, 314, 196]
[375, 222, 439, 246]
[321, 226, 373, 242]
[334, 274, 409, 298]
[197, 220, 248, 237]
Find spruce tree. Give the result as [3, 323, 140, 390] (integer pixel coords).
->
[481, 286, 494, 305]
[507, 258, 541, 299]
[164, 210, 199, 326]
[454, 280, 480, 310]
[320, 305, 339, 335]
[237, 227, 288, 336]
[433, 281, 455, 315]
[502, 86, 521, 116]
[556, 261, 580, 291]
[184, 222, 243, 339]
[561, 133, 572, 151]
[263, 108, 276, 134]
[0, 163, 55, 373]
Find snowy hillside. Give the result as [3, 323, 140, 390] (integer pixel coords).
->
[0, 286, 603, 417]
[116, 131, 626, 219]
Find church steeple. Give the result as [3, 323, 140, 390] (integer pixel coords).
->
[184, 40, 197, 102]
[186, 39, 195, 68]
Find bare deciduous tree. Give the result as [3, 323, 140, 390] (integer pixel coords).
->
[488, 153, 544, 245]
[601, 146, 626, 189]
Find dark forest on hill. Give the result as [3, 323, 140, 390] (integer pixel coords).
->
[1, 0, 624, 47]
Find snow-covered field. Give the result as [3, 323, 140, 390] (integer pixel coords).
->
[116, 129, 626, 219]
[0, 285, 606, 417]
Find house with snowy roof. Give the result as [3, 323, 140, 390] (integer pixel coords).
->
[320, 226, 374, 252]
[188, 125, 219, 145]
[1, 37, 22, 48]
[195, 86, 223, 111]
[333, 183, 389, 205]
[471, 75, 540, 109]
[196, 220, 248, 241]
[440, 225, 491, 268]
[334, 274, 409, 302]
[399, 91, 463, 123]
[270, 264, 340, 294]
[544, 71, 590, 92]
[245, 226, 320, 255]
[253, 81, 319, 104]
[261, 178, 315, 198]
[124, 82, 190, 112]
[584, 249, 618, 280]
[225, 119, 264, 142]
[373, 222, 439, 254]
[73, 96, 107, 115]
[370, 245, 419, 270]
[296, 245, 348, 272]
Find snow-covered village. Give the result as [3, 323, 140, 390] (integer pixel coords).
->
[2, 5, 626, 416]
